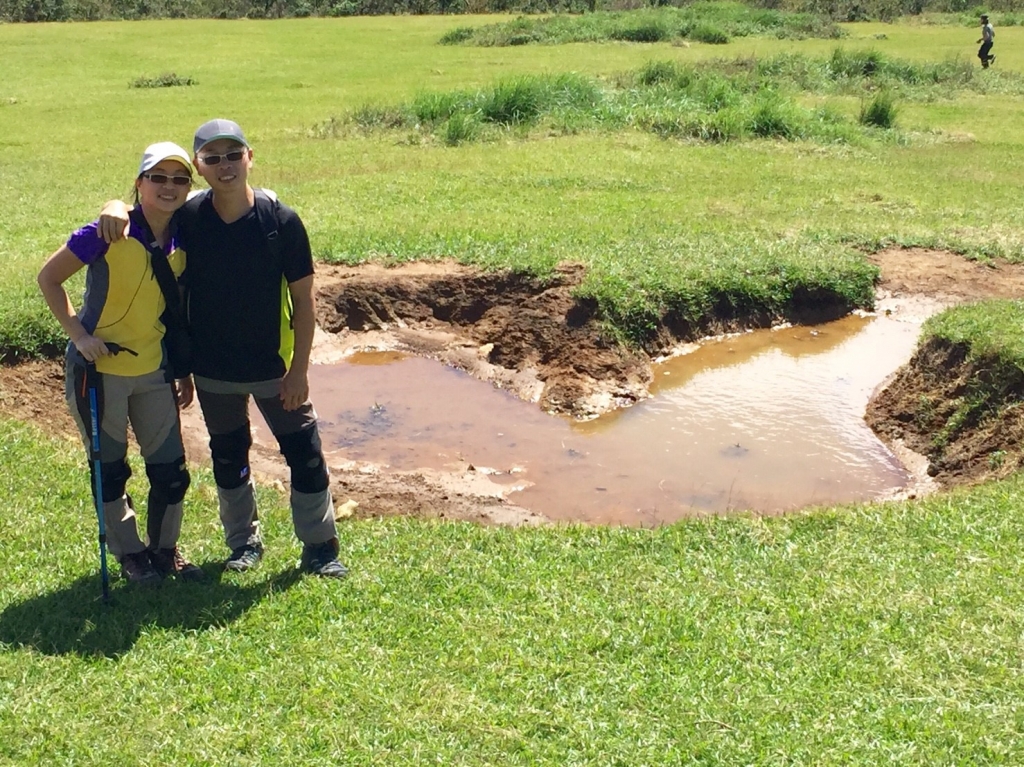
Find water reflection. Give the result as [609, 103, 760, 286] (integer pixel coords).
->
[270, 312, 920, 525]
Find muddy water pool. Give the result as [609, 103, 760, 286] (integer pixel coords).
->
[260, 310, 925, 525]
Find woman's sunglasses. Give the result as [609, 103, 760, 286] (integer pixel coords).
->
[198, 150, 247, 166]
[143, 173, 192, 187]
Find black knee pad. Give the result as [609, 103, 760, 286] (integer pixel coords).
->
[277, 426, 329, 494]
[146, 458, 191, 505]
[90, 459, 131, 504]
[209, 425, 252, 490]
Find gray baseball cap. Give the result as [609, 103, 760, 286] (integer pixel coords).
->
[193, 118, 250, 154]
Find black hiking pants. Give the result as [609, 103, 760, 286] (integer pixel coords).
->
[979, 41, 994, 67]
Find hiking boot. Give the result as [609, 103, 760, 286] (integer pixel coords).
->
[120, 551, 161, 585]
[149, 547, 204, 582]
[300, 537, 349, 579]
[225, 543, 264, 572]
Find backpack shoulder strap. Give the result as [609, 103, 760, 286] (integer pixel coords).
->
[186, 187, 281, 255]
[253, 188, 282, 259]
[132, 208, 182, 314]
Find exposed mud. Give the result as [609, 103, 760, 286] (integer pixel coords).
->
[863, 248, 1024, 490]
[866, 339, 1024, 486]
[2, 246, 1022, 525]
[314, 262, 652, 420]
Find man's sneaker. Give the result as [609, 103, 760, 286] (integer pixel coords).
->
[149, 547, 204, 582]
[225, 543, 264, 572]
[990, 55, 996, 65]
[120, 551, 161, 585]
[300, 538, 349, 579]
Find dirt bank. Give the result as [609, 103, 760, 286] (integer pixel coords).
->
[867, 338, 1024, 485]
[864, 248, 1024, 489]
[2, 247, 1023, 524]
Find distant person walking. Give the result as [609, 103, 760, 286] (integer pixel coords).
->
[978, 14, 995, 68]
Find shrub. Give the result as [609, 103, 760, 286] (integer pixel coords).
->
[610, 21, 671, 42]
[129, 72, 196, 88]
[690, 24, 729, 44]
[439, 26, 475, 45]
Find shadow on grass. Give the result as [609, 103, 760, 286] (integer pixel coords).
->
[0, 564, 302, 658]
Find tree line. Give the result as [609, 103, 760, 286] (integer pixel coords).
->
[1, 0, 1017, 26]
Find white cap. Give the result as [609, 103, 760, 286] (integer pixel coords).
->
[138, 141, 194, 176]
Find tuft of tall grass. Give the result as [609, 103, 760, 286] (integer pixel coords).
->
[129, 72, 196, 88]
[826, 48, 976, 91]
[689, 24, 730, 44]
[748, 48, 1000, 99]
[478, 74, 607, 128]
[438, 26, 475, 45]
[443, 112, 482, 146]
[859, 90, 899, 128]
[337, 58, 922, 148]
[636, 60, 688, 88]
[747, 93, 805, 139]
[412, 90, 472, 126]
[609, 21, 673, 43]
[353, 105, 407, 130]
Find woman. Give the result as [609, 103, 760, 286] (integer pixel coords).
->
[37, 142, 202, 585]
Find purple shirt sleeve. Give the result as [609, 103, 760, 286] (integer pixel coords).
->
[66, 221, 110, 265]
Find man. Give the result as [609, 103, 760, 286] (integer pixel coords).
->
[100, 119, 347, 579]
[978, 14, 995, 68]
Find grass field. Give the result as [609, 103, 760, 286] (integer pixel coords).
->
[4, 16, 1024, 352]
[3, 13, 1024, 764]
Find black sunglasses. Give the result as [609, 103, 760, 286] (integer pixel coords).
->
[143, 173, 192, 187]
[199, 149, 247, 166]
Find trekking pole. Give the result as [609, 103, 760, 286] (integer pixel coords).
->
[85, 359, 110, 603]
[84, 343, 136, 603]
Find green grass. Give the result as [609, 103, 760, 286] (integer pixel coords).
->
[917, 300, 1024, 455]
[3, 416, 1024, 763]
[440, 2, 843, 47]
[859, 89, 899, 127]
[924, 299, 1024, 368]
[129, 71, 198, 88]
[332, 59, 919, 148]
[5, 18, 1024, 356]
[5, 14, 1024, 763]
[754, 47, 1024, 97]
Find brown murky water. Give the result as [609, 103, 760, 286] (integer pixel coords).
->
[269, 312, 922, 524]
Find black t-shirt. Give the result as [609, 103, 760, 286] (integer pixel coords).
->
[177, 192, 314, 382]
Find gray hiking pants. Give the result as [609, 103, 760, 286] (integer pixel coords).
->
[66, 365, 187, 560]
[195, 376, 336, 552]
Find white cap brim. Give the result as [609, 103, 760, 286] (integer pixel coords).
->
[139, 142, 194, 176]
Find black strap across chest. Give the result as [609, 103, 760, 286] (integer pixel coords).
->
[132, 209, 183, 318]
